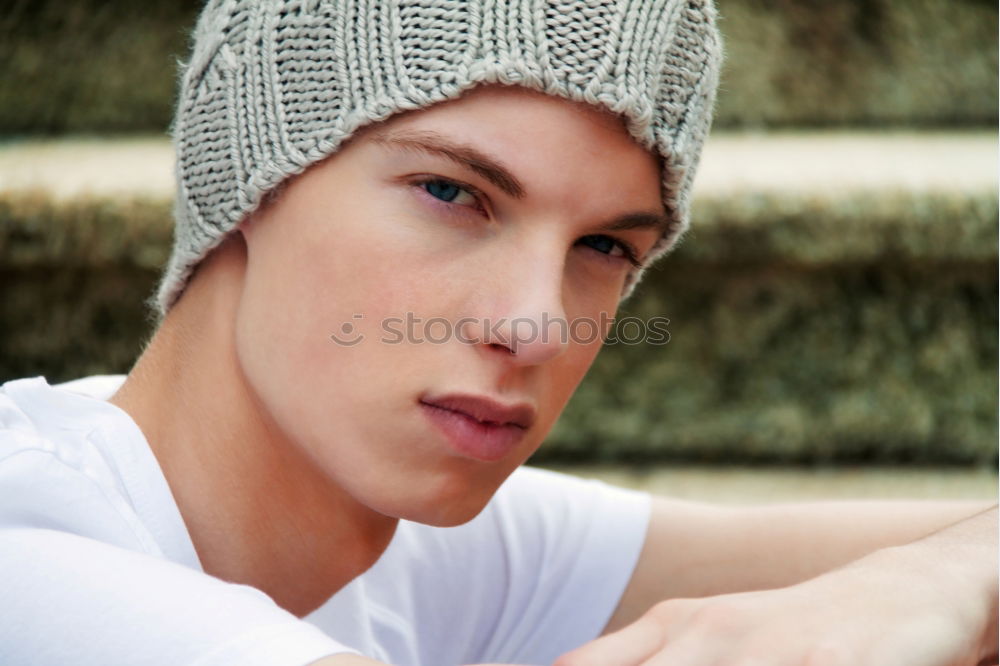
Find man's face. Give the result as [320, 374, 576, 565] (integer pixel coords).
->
[235, 85, 664, 526]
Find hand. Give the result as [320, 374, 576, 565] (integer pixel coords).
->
[554, 545, 997, 666]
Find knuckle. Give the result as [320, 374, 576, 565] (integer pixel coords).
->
[688, 600, 745, 632]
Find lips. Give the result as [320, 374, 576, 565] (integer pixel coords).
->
[419, 393, 536, 430]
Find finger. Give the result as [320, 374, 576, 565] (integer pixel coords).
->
[554, 615, 667, 666]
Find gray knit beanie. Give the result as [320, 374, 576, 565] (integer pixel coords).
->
[153, 0, 723, 319]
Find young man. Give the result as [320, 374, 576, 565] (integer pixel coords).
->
[1, 1, 996, 665]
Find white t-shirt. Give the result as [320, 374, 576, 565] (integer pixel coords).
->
[0, 374, 651, 666]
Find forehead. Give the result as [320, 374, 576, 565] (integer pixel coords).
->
[357, 84, 661, 171]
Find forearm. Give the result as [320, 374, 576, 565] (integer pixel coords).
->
[880, 504, 998, 662]
[608, 496, 995, 634]
[756, 502, 998, 660]
[659, 498, 995, 598]
[566, 504, 999, 666]
[717, 499, 996, 594]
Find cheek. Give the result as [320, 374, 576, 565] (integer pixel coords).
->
[534, 333, 606, 436]
[233, 194, 447, 440]
[242, 194, 415, 341]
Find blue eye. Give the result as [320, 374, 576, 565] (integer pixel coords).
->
[417, 178, 481, 209]
[578, 234, 642, 268]
[424, 180, 462, 202]
[580, 235, 616, 254]
[411, 175, 489, 221]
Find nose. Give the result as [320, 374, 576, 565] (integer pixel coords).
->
[459, 249, 570, 367]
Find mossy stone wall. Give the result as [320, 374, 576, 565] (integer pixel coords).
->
[0, 0, 996, 134]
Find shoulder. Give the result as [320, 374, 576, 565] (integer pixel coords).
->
[0, 377, 360, 665]
[0, 375, 149, 550]
[0, 525, 359, 666]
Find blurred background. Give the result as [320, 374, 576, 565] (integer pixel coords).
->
[0, 0, 996, 500]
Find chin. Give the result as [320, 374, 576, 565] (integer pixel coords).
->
[374, 472, 501, 527]
[407, 502, 489, 528]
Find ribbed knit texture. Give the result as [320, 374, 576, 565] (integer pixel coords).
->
[153, 0, 723, 318]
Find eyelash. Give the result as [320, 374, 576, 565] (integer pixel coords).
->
[409, 176, 644, 269]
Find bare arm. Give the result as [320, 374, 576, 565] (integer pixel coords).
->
[604, 497, 996, 634]
[559, 504, 998, 666]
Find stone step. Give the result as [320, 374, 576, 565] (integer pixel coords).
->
[1, 132, 995, 270]
[0, 131, 995, 200]
[543, 465, 999, 503]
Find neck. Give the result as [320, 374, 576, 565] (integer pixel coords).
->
[110, 237, 397, 617]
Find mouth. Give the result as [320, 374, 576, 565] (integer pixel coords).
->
[418, 393, 537, 462]
[419, 393, 536, 430]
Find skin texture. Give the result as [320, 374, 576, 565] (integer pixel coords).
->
[109, 84, 666, 618]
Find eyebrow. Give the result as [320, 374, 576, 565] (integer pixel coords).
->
[371, 129, 526, 198]
[369, 128, 676, 240]
[601, 211, 678, 241]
